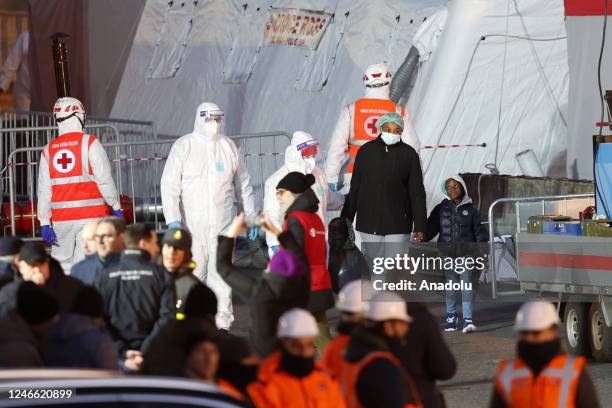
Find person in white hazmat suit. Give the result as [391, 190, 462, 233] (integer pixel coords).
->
[161, 102, 257, 330]
[263, 131, 330, 256]
[37, 97, 122, 274]
[324, 63, 421, 194]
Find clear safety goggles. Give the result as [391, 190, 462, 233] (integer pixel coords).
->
[199, 109, 224, 123]
[296, 139, 319, 157]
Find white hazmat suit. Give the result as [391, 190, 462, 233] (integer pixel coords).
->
[161, 102, 257, 329]
[263, 131, 331, 255]
[0, 31, 30, 111]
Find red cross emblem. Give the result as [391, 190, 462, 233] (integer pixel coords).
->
[53, 149, 76, 174]
[364, 116, 380, 138]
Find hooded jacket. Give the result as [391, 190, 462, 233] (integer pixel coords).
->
[217, 235, 309, 356]
[264, 131, 330, 251]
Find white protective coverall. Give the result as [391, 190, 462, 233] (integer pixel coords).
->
[37, 109, 120, 274]
[263, 131, 331, 255]
[0, 31, 30, 111]
[324, 80, 421, 192]
[161, 102, 257, 330]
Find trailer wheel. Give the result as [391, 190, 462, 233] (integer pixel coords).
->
[563, 302, 590, 356]
[589, 302, 612, 362]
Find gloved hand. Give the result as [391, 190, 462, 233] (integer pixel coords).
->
[248, 227, 260, 240]
[271, 245, 280, 254]
[41, 225, 57, 246]
[112, 209, 124, 218]
[328, 182, 337, 192]
[167, 221, 182, 229]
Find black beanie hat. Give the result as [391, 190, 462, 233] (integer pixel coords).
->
[17, 281, 59, 324]
[0, 236, 23, 257]
[219, 334, 253, 363]
[276, 172, 316, 194]
[70, 286, 105, 318]
[18, 242, 48, 265]
[184, 284, 218, 320]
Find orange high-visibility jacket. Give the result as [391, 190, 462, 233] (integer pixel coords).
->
[321, 334, 350, 379]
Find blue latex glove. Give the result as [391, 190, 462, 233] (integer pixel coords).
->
[248, 227, 260, 240]
[112, 209, 124, 218]
[271, 245, 280, 254]
[328, 182, 337, 192]
[167, 221, 182, 229]
[41, 225, 57, 246]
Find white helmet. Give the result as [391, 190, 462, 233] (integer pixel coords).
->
[277, 308, 319, 338]
[365, 291, 412, 323]
[337, 280, 376, 313]
[363, 63, 392, 88]
[53, 97, 85, 123]
[514, 302, 560, 332]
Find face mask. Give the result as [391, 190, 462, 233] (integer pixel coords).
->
[303, 157, 316, 174]
[279, 194, 297, 216]
[202, 121, 219, 137]
[381, 132, 401, 145]
[337, 320, 357, 335]
[517, 338, 561, 375]
[217, 362, 258, 391]
[280, 349, 315, 378]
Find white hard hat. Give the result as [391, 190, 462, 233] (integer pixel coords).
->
[365, 291, 412, 323]
[363, 63, 392, 88]
[277, 308, 319, 338]
[197, 102, 224, 122]
[337, 280, 376, 313]
[514, 302, 560, 332]
[53, 97, 85, 122]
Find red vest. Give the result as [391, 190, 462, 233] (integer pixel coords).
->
[284, 210, 331, 292]
[46, 132, 110, 222]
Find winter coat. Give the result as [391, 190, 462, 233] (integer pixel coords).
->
[0, 260, 17, 290]
[401, 302, 457, 408]
[217, 235, 309, 357]
[344, 326, 420, 408]
[93, 249, 176, 356]
[45, 313, 118, 370]
[71, 252, 120, 286]
[170, 262, 203, 314]
[0, 311, 44, 367]
[342, 137, 427, 235]
[285, 188, 335, 313]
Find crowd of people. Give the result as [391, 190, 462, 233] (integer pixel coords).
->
[0, 62, 601, 407]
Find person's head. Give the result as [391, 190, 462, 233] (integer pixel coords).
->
[183, 332, 220, 381]
[218, 335, 259, 389]
[365, 291, 412, 342]
[363, 63, 392, 89]
[53, 97, 86, 133]
[95, 216, 126, 258]
[125, 223, 159, 259]
[287, 131, 319, 174]
[17, 242, 50, 286]
[70, 286, 105, 328]
[337, 280, 376, 326]
[194, 102, 224, 139]
[17, 281, 59, 337]
[182, 284, 218, 322]
[277, 308, 318, 359]
[445, 177, 465, 203]
[276, 172, 316, 215]
[515, 302, 560, 344]
[376, 112, 404, 146]
[81, 220, 99, 256]
[161, 229, 192, 272]
[0, 236, 23, 264]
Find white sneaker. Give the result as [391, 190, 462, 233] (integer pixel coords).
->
[462, 319, 477, 333]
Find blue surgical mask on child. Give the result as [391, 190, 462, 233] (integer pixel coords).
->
[381, 132, 401, 145]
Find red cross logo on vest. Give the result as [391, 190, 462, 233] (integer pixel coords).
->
[52, 149, 76, 174]
[364, 116, 380, 138]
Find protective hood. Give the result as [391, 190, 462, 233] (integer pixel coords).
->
[57, 116, 84, 135]
[285, 131, 317, 174]
[193, 102, 223, 139]
[441, 174, 472, 206]
[365, 84, 391, 99]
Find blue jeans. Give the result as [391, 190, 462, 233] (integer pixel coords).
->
[444, 267, 474, 319]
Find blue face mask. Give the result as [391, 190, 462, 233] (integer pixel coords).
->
[381, 132, 401, 145]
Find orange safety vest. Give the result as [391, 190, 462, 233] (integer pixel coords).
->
[340, 351, 421, 408]
[347, 98, 405, 173]
[46, 132, 110, 222]
[321, 334, 350, 379]
[217, 379, 245, 401]
[495, 354, 586, 408]
[247, 351, 347, 408]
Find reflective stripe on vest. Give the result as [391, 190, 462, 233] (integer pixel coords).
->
[496, 355, 586, 408]
[347, 99, 405, 173]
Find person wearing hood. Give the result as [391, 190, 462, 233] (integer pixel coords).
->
[264, 131, 331, 256]
[217, 334, 260, 402]
[490, 302, 599, 408]
[324, 63, 420, 193]
[161, 102, 257, 330]
[327, 217, 369, 291]
[248, 308, 346, 408]
[425, 175, 488, 333]
[0, 236, 23, 290]
[216, 213, 309, 356]
[267, 171, 334, 350]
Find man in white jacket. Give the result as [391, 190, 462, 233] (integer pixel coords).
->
[324, 63, 420, 193]
[161, 102, 257, 330]
[263, 131, 330, 256]
[37, 97, 122, 274]
[0, 31, 30, 111]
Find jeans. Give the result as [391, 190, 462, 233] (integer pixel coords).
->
[444, 267, 474, 319]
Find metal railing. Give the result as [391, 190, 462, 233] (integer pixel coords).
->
[488, 193, 595, 299]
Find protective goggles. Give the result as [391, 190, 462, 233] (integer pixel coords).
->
[199, 109, 224, 123]
[296, 139, 319, 157]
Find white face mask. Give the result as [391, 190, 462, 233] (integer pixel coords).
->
[381, 131, 401, 145]
[303, 157, 316, 174]
[202, 121, 219, 136]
